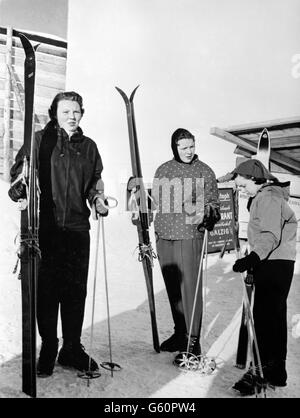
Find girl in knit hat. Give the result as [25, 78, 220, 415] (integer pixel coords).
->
[152, 128, 220, 364]
[230, 159, 297, 395]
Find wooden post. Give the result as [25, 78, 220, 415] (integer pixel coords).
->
[3, 26, 13, 182]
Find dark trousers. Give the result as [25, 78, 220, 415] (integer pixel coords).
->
[156, 238, 204, 337]
[253, 259, 294, 367]
[37, 228, 90, 344]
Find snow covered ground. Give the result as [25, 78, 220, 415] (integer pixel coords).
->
[0, 178, 299, 399]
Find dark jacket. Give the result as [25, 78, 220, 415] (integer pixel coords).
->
[10, 122, 103, 231]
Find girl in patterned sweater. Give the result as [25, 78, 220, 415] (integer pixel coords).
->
[152, 128, 220, 363]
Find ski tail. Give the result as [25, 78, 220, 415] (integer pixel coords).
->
[116, 86, 160, 352]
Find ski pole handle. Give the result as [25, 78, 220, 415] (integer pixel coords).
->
[97, 196, 118, 209]
[92, 196, 118, 220]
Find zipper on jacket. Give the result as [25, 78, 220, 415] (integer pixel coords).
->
[62, 143, 70, 228]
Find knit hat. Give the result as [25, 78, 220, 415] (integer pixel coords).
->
[217, 159, 278, 183]
[231, 159, 277, 181]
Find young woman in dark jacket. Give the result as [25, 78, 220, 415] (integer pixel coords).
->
[9, 91, 108, 377]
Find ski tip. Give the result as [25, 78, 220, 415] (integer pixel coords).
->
[256, 127, 270, 167]
[34, 43, 41, 52]
[130, 85, 140, 102]
[115, 86, 129, 103]
[260, 127, 269, 138]
[116, 85, 140, 103]
[257, 127, 270, 148]
[17, 32, 35, 54]
[17, 32, 29, 41]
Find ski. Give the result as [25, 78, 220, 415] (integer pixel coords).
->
[235, 247, 254, 369]
[235, 128, 270, 369]
[255, 128, 270, 169]
[18, 33, 39, 398]
[116, 86, 160, 353]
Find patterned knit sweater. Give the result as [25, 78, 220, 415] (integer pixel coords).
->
[153, 156, 219, 240]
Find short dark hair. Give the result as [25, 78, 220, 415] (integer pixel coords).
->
[48, 91, 85, 120]
[171, 128, 195, 145]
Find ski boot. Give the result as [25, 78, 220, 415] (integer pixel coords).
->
[57, 342, 99, 373]
[160, 332, 187, 352]
[37, 338, 59, 377]
[232, 366, 265, 396]
[173, 335, 201, 371]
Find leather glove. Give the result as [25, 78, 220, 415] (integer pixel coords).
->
[8, 178, 26, 202]
[232, 251, 260, 273]
[198, 205, 221, 232]
[95, 197, 109, 217]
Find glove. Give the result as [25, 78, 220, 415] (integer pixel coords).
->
[244, 273, 254, 286]
[8, 178, 26, 202]
[95, 197, 109, 217]
[198, 205, 221, 232]
[232, 251, 260, 273]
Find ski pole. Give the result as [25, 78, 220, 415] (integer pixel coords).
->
[185, 229, 208, 355]
[78, 207, 101, 384]
[174, 229, 218, 373]
[234, 248, 266, 398]
[198, 228, 217, 374]
[202, 226, 209, 343]
[78, 194, 118, 384]
[99, 212, 121, 377]
[241, 274, 267, 397]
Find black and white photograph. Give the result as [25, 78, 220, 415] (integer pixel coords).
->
[0, 0, 299, 401]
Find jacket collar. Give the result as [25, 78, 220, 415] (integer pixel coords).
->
[172, 154, 199, 165]
[59, 126, 84, 143]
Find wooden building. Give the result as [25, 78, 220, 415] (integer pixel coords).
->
[210, 117, 300, 240]
[210, 117, 300, 176]
[0, 26, 67, 180]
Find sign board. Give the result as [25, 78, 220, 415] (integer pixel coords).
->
[207, 188, 237, 254]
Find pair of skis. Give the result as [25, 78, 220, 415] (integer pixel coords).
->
[235, 128, 270, 369]
[116, 86, 160, 353]
[234, 255, 267, 397]
[16, 34, 39, 398]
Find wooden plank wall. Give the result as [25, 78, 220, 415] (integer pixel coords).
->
[0, 27, 67, 180]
